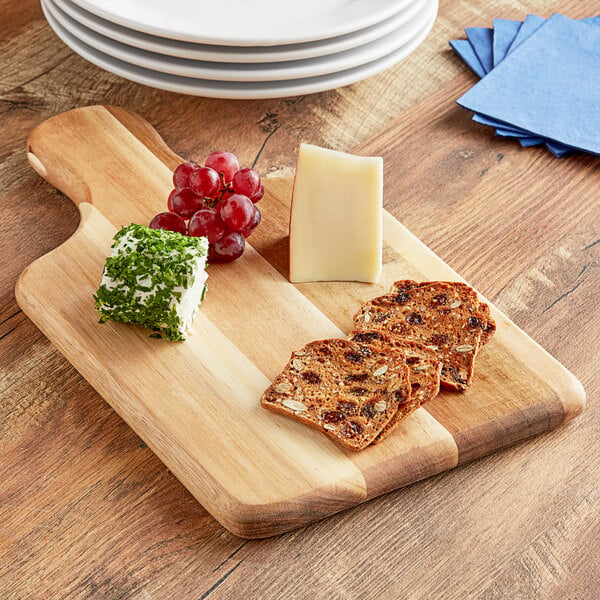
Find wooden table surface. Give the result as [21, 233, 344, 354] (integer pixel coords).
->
[1, 0, 598, 598]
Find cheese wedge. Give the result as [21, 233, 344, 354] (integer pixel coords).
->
[289, 143, 383, 283]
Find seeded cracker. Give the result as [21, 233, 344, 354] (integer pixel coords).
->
[389, 280, 496, 345]
[94, 224, 208, 341]
[348, 330, 442, 442]
[353, 281, 494, 390]
[261, 338, 411, 451]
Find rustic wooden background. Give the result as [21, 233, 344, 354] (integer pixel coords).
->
[1, 0, 598, 598]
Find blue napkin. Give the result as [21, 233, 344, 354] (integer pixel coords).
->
[464, 27, 493, 72]
[451, 15, 547, 149]
[492, 18, 521, 67]
[450, 12, 600, 157]
[448, 39, 486, 78]
[506, 14, 545, 54]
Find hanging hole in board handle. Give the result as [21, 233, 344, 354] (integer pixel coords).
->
[27, 150, 48, 178]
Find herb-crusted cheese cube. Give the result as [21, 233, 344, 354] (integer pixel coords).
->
[94, 224, 208, 341]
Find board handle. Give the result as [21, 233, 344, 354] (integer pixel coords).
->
[26, 106, 182, 228]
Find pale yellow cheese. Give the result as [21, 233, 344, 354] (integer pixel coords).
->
[289, 143, 383, 283]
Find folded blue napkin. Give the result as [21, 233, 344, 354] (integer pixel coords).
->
[450, 13, 600, 157]
[453, 15, 549, 150]
[464, 26, 493, 72]
[491, 18, 521, 67]
[448, 39, 485, 78]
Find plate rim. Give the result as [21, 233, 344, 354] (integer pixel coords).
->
[67, 0, 418, 46]
[45, 0, 436, 82]
[52, 0, 426, 63]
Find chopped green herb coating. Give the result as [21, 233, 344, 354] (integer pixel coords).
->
[93, 224, 209, 341]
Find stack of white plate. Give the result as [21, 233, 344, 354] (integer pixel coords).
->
[41, 0, 438, 99]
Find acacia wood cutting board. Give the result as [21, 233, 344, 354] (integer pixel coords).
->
[17, 106, 585, 538]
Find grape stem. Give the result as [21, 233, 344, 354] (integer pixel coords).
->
[200, 172, 234, 209]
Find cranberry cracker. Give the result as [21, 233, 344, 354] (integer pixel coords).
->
[261, 338, 411, 451]
[353, 281, 494, 390]
[348, 330, 442, 442]
[388, 280, 496, 345]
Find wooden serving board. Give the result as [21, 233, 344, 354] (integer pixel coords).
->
[17, 106, 585, 538]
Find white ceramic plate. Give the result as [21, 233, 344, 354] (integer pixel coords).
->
[68, 0, 416, 46]
[53, 0, 425, 63]
[42, 0, 437, 99]
[46, 0, 435, 82]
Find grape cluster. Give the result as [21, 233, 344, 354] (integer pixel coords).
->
[149, 151, 263, 263]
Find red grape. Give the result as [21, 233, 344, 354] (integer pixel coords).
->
[220, 189, 234, 204]
[208, 231, 245, 263]
[205, 151, 239, 182]
[149, 212, 187, 235]
[249, 182, 264, 203]
[241, 206, 261, 238]
[173, 161, 199, 189]
[169, 188, 204, 218]
[167, 188, 178, 212]
[232, 168, 261, 198]
[188, 208, 226, 243]
[220, 193, 254, 231]
[189, 166, 220, 199]
[163, 156, 263, 263]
